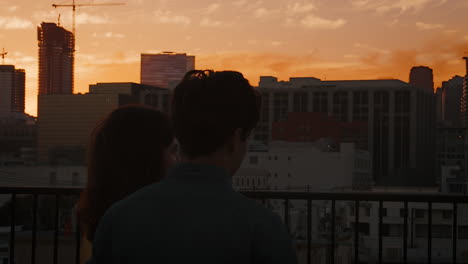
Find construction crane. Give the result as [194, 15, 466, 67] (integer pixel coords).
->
[52, 0, 124, 37]
[0, 48, 7, 64]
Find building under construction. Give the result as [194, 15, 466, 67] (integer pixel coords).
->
[37, 22, 74, 95]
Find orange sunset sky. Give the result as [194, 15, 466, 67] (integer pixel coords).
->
[1, 0, 468, 116]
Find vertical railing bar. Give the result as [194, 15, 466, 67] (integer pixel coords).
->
[31, 193, 39, 264]
[378, 200, 383, 264]
[53, 194, 60, 264]
[452, 202, 457, 264]
[307, 199, 311, 264]
[284, 199, 290, 232]
[403, 201, 408, 264]
[331, 200, 336, 264]
[75, 212, 81, 264]
[428, 202, 432, 264]
[354, 200, 359, 264]
[9, 193, 16, 264]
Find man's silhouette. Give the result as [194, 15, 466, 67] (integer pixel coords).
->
[88, 70, 298, 263]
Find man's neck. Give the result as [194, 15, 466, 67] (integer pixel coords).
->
[182, 154, 234, 176]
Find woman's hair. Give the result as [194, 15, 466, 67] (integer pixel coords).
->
[77, 105, 174, 241]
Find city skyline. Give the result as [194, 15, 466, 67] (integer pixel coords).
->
[1, 0, 468, 116]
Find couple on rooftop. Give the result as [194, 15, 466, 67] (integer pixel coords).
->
[78, 70, 298, 263]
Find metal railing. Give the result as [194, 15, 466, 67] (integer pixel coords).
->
[1, 187, 468, 264]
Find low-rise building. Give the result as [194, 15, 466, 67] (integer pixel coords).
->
[239, 141, 372, 191]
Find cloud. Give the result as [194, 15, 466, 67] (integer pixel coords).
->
[287, 3, 316, 14]
[354, 43, 390, 54]
[0, 17, 33, 29]
[77, 52, 140, 65]
[93, 32, 126, 38]
[76, 13, 109, 24]
[254, 8, 270, 18]
[271, 41, 282, 46]
[8, 6, 18, 12]
[465, 35, 468, 41]
[200, 17, 223, 28]
[344, 54, 359, 59]
[351, 0, 446, 14]
[153, 10, 191, 25]
[233, 0, 248, 7]
[416, 22, 444, 30]
[205, 3, 221, 14]
[300, 15, 346, 29]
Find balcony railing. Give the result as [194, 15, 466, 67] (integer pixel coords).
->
[1, 186, 468, 264]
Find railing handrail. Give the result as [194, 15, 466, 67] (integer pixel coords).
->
[1, 186, 468, 203]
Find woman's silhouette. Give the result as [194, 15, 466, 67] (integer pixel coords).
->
[77, 105, 177, 262]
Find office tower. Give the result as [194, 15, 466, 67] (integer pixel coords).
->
[254, 75, 435, 186]
[0, 65, 25, 116]
[440, 76, 464, 127]
[140, 52, 195, 88]
[37, 83, 169, 164]
[460, 57, 468, 127]
[410, 66, 434, 92]
[38, 22, 74, 95]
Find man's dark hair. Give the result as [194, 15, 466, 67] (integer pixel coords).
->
[172, 70, 261, 159]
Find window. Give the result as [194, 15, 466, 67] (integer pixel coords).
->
[364, 207, 371, 217]
[288, 156, 291, 161]
[459, 226, 468, 239]
[416, 224, 451, 238]
[415, 209, 425, 218]
[72, 172, 80, 186]
[352, 222, 370, 235]
[287, 173, 291, 178]
[274, 156, 278, 160]
[382, 224, 403, 237]
[381, 208, 387, 217]
[49, 172, 57, 185]
[274, 173, 277, 178]
[249, 156, 258, 165]
[386, 248, 401, 260]
[442, 210, 452, 219]
[400, 208, 407, 217]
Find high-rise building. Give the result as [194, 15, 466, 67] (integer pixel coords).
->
[37, 83, 170, 164]
[0, 65, 25, 116]
[409, 66, 434, 92]
[140, 52, 195, 88]
[441, 76, 464, 127]
[460, 57, 468, 126]
[254, 75, 435, 186]
[38, 22, 74, 95]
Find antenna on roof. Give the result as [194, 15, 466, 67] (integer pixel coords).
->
[58, 14, 61, 26]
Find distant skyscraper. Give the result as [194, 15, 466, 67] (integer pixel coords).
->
[410, 66, 434, 92]
[461, 57, 468, 126]
[140, 52, 195, 88]
[441, 76, 464, 127]
[37, 22, 74, 95]
[0, 65, 25, 116]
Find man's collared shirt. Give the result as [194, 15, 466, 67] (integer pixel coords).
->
[88, 163, 298, 264]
